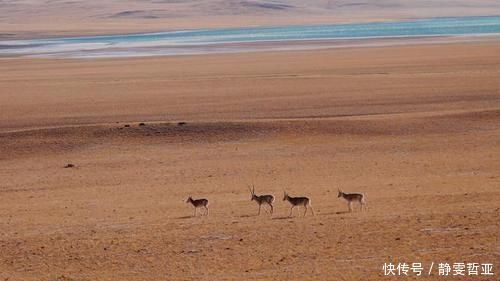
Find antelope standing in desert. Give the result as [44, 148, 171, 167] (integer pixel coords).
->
[337, 189, 366, 212]
[283, 191, 314, 217]
[186, 196, 209, 217]
[248, 184, 275, 215]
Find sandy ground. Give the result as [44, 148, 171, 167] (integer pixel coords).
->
[2, 0, 500, 39]
[0, 42, 499, 280]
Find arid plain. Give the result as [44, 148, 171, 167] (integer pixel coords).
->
[1, 42, 500, 280]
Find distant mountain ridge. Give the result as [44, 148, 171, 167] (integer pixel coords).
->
[2, 1, 500, 39]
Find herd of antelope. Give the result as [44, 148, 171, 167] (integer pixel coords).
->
[186, 185, 367, 217]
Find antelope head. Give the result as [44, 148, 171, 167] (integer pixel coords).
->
[282, 191, 288, 201]
[248, 184, 257, 201]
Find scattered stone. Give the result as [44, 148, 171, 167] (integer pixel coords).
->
[200, 234, 232, 240]
[64, 163, 75, 168]
[395, 237, 401, 241]
[124, 124, 130, 128]
[177, 122, 187, 126]
[54, 275, 79, 281]
[139, 122, 146, 126]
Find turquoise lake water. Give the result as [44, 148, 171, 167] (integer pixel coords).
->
[1, 16, 500, 58]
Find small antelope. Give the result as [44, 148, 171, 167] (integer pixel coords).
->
[186, 196, 209, 216]
[248, 184, 275, 215]
[337, 189, 366, 212]
[283, 191, 314, 217]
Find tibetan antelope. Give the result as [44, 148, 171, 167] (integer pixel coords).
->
[283, 191, 314, 217]
[186, 197, 209, 217]
[248, 184, 275, 215]
[337, 189, 366, 212]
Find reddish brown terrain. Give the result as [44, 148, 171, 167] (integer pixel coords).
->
[0, 42, 499, 280]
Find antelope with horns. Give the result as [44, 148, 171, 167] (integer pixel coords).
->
[248, 184, 275, 215]
[283, 191, 314, 217]
[337, 189, 366, 212]
[186, 196, 209, 217]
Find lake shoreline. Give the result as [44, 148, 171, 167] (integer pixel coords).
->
[3, 16, 500, 59]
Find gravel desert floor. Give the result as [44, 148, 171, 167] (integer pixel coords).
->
[0, 42, 499, 280]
